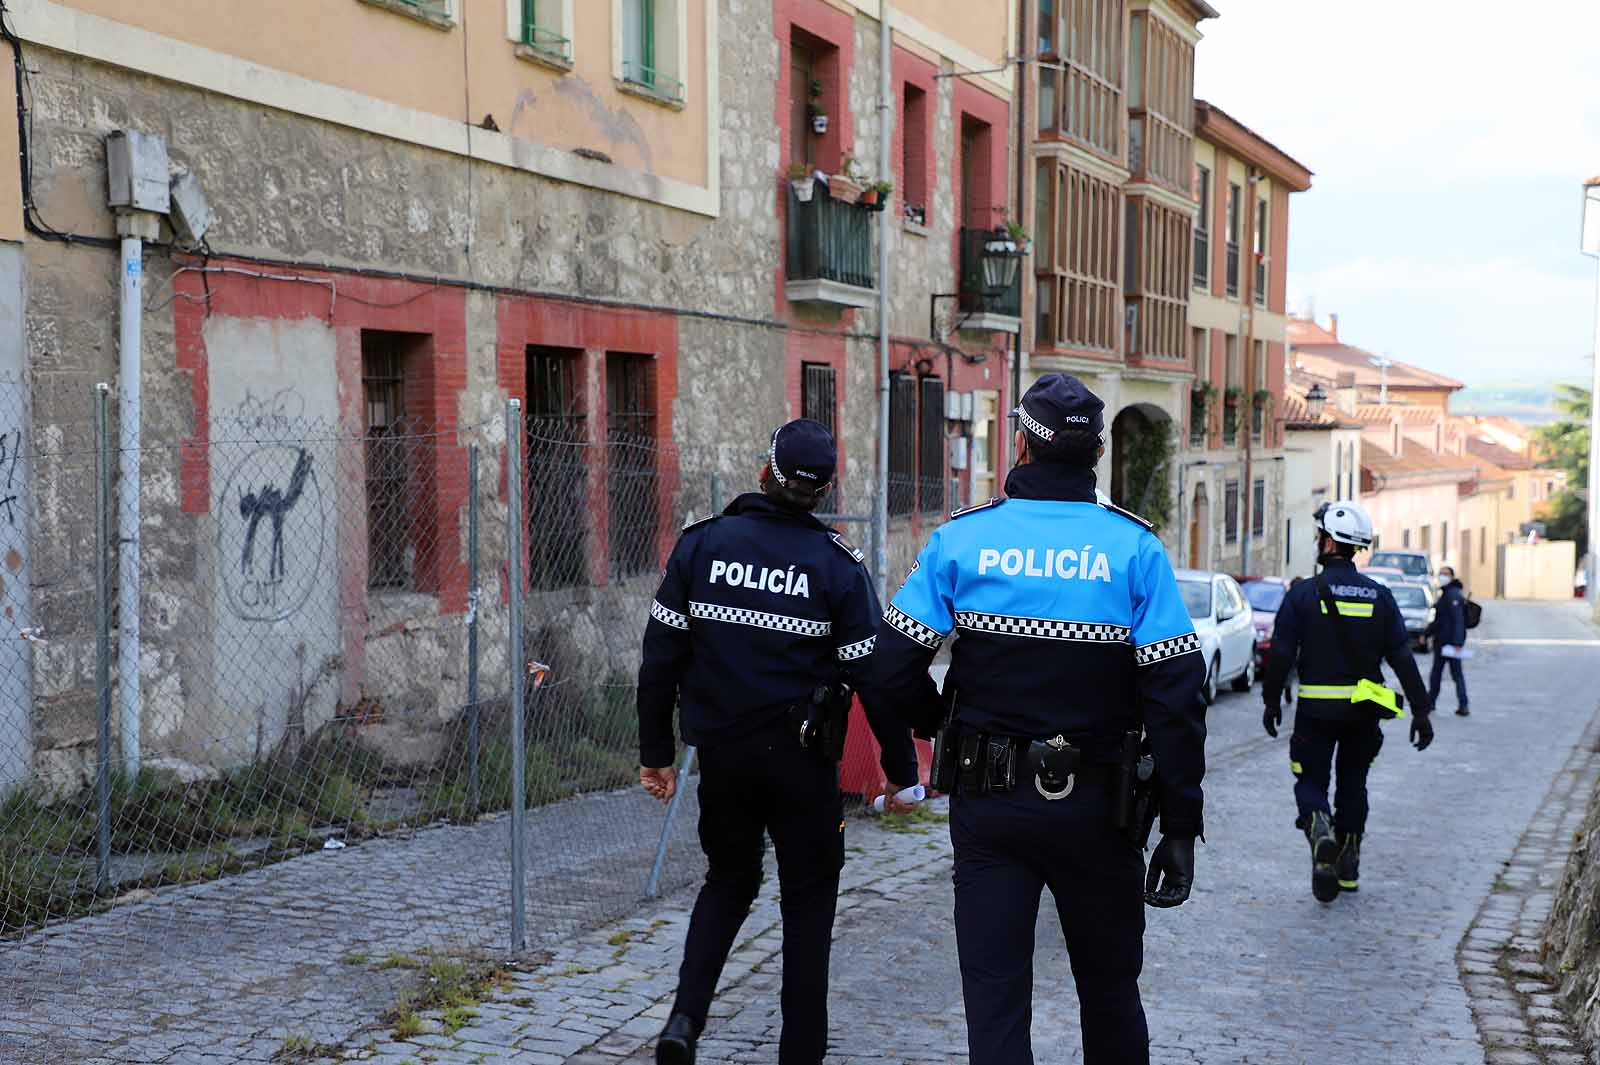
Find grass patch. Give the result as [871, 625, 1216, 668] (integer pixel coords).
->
[377, 952, 426, 971]
[273, 1033, 341, 1062]
[381, 952, 513, 1043]
[876, 804, 949, 834]
[341, 952, 369, 966]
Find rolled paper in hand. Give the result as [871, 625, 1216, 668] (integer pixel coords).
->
[872, 784, 927, 812]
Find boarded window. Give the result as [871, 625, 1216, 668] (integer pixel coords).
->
[362, 331, 417, 591]
[606, 354, 659, 579]
[801, 362, 837, 437]
[888, 373, 917, 516]
[919, 376, 946, 514]
[902, 84, 929, 222]
[526, 347, 589, 590]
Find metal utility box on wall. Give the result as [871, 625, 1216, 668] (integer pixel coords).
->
[106, 130, 170, 213]
[169, 171, 214, 243]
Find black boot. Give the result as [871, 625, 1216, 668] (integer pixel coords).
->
[1336, 832, 1361, 892]
[1305, 811, 1339, 903]
[657, 1012, 701, 1065]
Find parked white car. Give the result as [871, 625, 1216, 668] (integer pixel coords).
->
[1175, 569, 1256, 704]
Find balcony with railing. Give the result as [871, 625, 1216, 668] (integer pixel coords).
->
[1225, 241, 1240, 298]
[786, 185, 876, 308]
[1193, 228, 1209, 289]
[1254, 257, 1267, 306]
[957, 227, 1022, 333]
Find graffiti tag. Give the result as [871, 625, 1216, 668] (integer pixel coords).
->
[0, 429, 17, 526]
[219, 443, 326, 622]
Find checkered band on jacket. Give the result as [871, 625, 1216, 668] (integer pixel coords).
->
[1134, 632, 1201, 667]
[650, 600, 690, 631]
[836, 636, 876, 662]
[884, 604, 944, 650]
[954, 611, 1131, 643]
[689, 601, 832, 637]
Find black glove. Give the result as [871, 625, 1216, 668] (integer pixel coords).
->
[1262, 700, 1282, 738]
[1410, 712, 1434, 752]
[1144, 835, 1195, 908]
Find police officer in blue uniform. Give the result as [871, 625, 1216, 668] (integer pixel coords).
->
[865, 374, 1206, 1065]
[637, 418, 920, 1065]
[1261, 500, 1433, 902]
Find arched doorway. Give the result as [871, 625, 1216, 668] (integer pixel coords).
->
[1189, 483, 1210, 570]
[1109, 403, 1175, 522]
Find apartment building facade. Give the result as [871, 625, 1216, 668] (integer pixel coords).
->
[1024, 0, 1217, 550]
[1183, 101, 1311, 575]
[0, 0, 1018, 786]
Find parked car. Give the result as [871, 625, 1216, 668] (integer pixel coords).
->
[1382, 581, 1435, 652]
[1176, 569, 1256, 704]
[1241, 577, 1289, 672]
[1368, 550, 1440, 599]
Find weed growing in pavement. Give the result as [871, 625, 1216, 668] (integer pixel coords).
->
[876, 804, 949, 834]
[273, 1033, 341, 1062]
[381, 952, 514, 1043]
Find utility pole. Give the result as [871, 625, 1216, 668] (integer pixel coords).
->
[1239, 170, 1258, 578]
[1009, 0, 1030, 472]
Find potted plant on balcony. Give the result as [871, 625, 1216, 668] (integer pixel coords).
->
[808, 78, 829, 135]
[860, 180, 892, 212]
[1252, 388, 1274, 411]
[787, 161, 816, 203]
[1001, 214, 1032, 255]
[829, 152, 864, 203]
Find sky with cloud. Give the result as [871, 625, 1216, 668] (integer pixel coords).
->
[1192, 0, 1600, 386]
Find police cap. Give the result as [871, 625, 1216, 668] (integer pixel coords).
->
[1012, 373, 1105, 461]
[768, 418, 836, 490]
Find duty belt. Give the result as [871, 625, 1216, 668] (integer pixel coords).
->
[937, 727, 1115, 799]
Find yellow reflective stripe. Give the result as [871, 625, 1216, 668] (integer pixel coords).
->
[1319, 601, 1375, 617]
[1352, 678, 1405, 718]
[1299, 684, 1357, 699]
[1289, 760, 1304, 775]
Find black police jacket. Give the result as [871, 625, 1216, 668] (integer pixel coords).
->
[1428, 580, 1468, 647]
[863, 462, 1208, 838]
[1261, 556, 1432, 720]
[637, 492, 918, 785]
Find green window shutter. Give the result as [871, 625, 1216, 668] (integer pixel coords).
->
[641, 0, 655, 85]
[521, 0, 535, 43]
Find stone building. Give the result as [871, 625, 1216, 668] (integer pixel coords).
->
[0, 0, 1019, 789]
[1183, 100, 1312, 576]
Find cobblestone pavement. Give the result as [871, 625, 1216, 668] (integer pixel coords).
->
[0, 787, 705, 1064]
[6, 601, 1599, 1065]
[319, 600, 1600, 1065]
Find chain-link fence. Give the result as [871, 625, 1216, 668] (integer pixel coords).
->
[0, 382, 898, 1058]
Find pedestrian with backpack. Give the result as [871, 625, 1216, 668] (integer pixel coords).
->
[1426, 566, 1472, 717]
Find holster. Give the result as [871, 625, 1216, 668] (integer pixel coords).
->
[790, 683, 852, 763]
[1112, 730, 1160, 849]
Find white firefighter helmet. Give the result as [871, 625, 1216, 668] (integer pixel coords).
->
[1314, 500, 1374, 549]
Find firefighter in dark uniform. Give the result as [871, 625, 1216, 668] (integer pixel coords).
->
[1261, 500, 1434, 902]
[865, 374, 1207, 1065]
[636, 418, 920, 1065]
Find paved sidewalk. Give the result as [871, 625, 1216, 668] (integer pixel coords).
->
[324, 600, 1600, 1064]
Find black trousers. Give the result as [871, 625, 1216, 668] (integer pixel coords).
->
[1289, 713, 1384, 836]
[950, 777, 1148, 1065]
[672, 726, 844, 1065]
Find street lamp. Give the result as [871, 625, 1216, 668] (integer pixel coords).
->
[1580, 176, 1600, 610]
[981, 226, 1023, 297]
[1305, 383, 1327, 421]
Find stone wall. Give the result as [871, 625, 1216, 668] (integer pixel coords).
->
[7, 1, 1004, 783]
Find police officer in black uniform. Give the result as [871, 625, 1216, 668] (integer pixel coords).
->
[866, 374, 1207, 1065]
[1261, 500, 1434, 902]
[637, 418, 920, 1065]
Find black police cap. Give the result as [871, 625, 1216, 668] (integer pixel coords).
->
[769, 418, 836, 489]
[1012, 373, 1105, 458]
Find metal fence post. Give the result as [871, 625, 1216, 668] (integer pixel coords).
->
[506, 400, 527, 952]
[466, 442, 481, 817]
[93, 383, 112, 895]
[644, 471, 721, 898]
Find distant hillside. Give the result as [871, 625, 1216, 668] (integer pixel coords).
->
[1453, 382, 1581, 426]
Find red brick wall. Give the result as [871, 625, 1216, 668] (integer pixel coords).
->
[173, 258, 470, 614]
[893, 46, 938, 222]
[494, 295, 680, 587]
